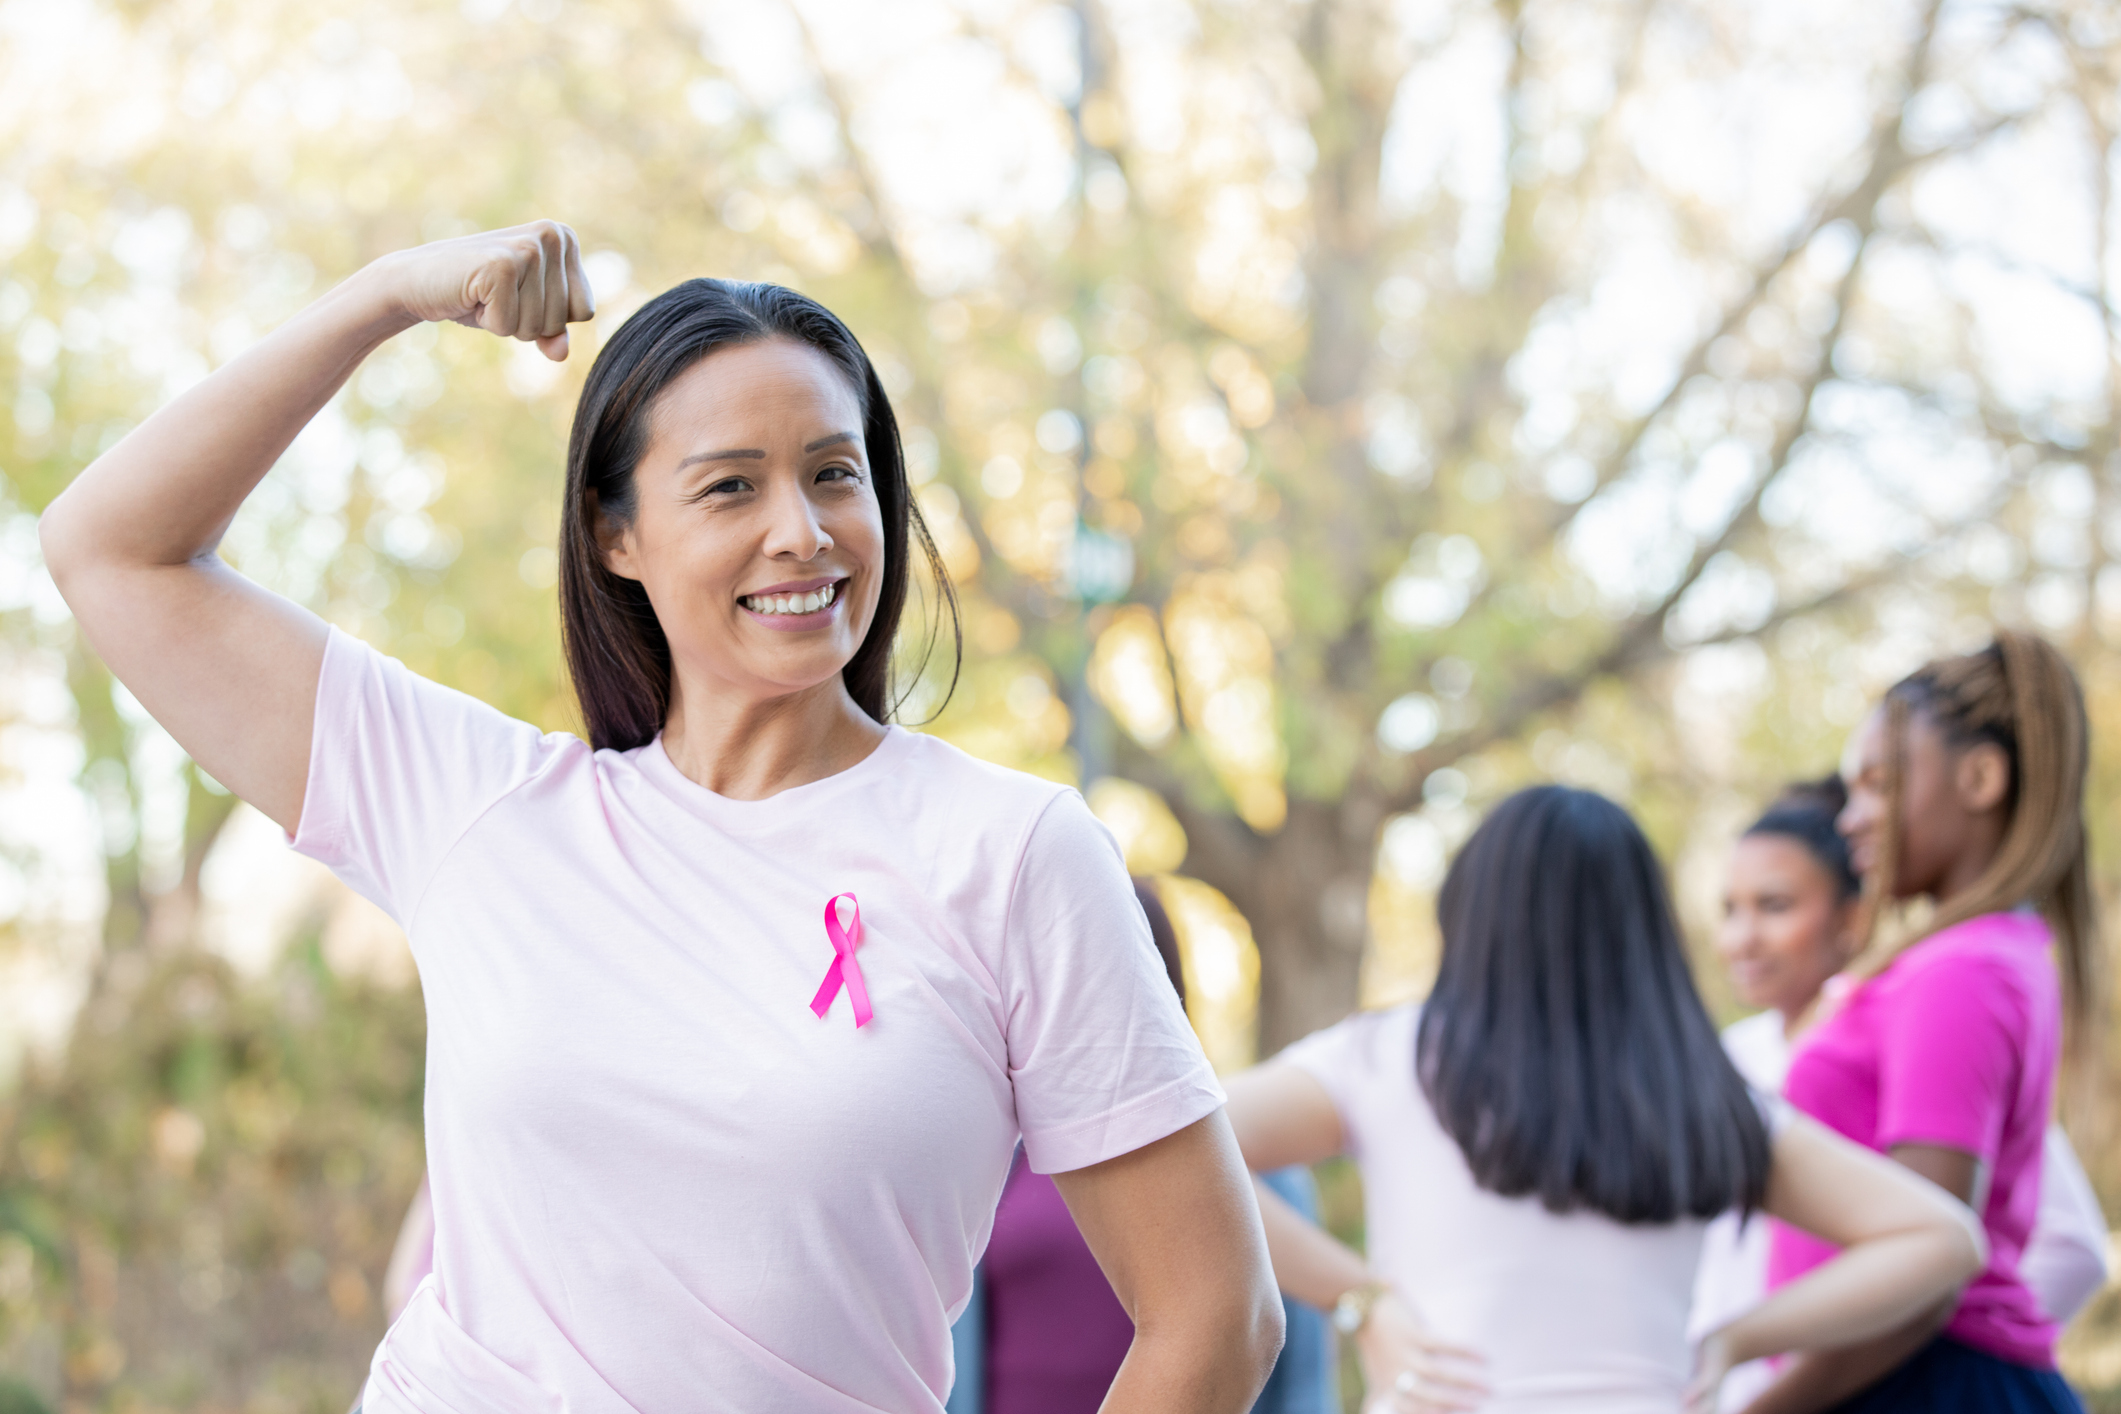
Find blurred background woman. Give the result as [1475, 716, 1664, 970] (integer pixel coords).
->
[1225, 785, 1985, 1413]
[1749, 632, 2102, 1413]
[1692, 777, 2106, 1409]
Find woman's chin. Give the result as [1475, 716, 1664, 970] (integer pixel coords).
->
[670, 645, 859, 708]
[1728, 971, 1779, 1010]
[750, 664, 855, 701]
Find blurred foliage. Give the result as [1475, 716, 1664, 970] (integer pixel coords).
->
[2, 0, 2121, 1407]
[0, 939, 423, 1410]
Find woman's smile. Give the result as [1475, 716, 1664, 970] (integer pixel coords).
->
[738, 575, 849, 630]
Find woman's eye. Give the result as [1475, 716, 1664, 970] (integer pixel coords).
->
[817, 464, 858, 483]
[702, 477, 752, 496]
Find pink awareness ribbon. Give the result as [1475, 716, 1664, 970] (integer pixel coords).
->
[808, 893, 873, 1028]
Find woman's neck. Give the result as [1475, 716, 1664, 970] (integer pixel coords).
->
[658, 673, 887, 801]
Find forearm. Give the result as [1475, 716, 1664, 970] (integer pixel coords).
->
[1737, 1301, 1949, 1414]
[1715, 1229, 1966, 1368]
[1254, 1176, 1368, 1310]
[42, 263, 412, 573]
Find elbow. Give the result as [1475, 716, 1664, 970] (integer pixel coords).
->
[36, 490, 109, 601]
[37, 497, 82, 591]
[1131, 1273, 1284, 1405]
[1242, 1271, 1286, 1388]
[1940, 1205, 1989, 1289]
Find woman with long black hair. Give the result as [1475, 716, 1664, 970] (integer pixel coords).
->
[38, 222, 1281, 1412]
[1225, 786, 1984, 1413]
[1747, 632, 2100, 1413]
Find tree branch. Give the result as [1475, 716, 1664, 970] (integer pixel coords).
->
[1534, 0, 1961, 546]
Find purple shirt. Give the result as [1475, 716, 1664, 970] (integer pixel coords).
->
[982, 1155, 1134, 1414]
[1770, 911, 2063, 1367]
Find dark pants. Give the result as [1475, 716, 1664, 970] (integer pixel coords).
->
[1826, 1337, 2083, 1413]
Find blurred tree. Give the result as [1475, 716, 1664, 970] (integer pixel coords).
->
[776, 0, 2121, 1053]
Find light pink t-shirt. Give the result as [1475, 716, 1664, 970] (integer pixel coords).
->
[1285, 1005, 1712, 1413]
[292, 629, 1223, 1414]
[1770, 911, 2063, 1368]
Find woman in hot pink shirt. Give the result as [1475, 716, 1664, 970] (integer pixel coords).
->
[1749, 631, 2098, 1414]
[40, 221, 1283, 1413]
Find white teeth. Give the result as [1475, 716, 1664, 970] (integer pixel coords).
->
[743, 582, 841, 615]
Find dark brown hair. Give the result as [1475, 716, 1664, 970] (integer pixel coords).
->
[1869, 630, 2100, 1070]
[1418, 786, 1771, 1223]
[1747, 774, 1860, 903]
[558, 279, 959, 748]
[1134, 878, 1185, 1008]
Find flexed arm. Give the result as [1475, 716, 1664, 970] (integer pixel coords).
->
[39, 222, 593, 832]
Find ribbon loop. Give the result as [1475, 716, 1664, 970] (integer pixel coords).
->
[808, 893, 873, 1028]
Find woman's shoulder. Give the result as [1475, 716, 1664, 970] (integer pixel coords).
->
[319, 627, 597, 813]
[1922, 909, 2052, 952]
[896, 728, 1067, 790]
[1863, 913, 2057, 1034]
[891, 730, 1083, 832]
[1720, 1010, 1789, 1091]
[1889, 911, 2053, 986]
[1278, 1002, 1421, 1084]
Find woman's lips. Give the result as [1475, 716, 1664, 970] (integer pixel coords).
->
[739, 578, 846, 631]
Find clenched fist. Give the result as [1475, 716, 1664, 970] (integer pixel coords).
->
[372, 220, 594, 361]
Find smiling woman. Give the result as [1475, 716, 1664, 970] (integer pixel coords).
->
[557, 279, 947, 773]
[36, 222, 1282, 1414]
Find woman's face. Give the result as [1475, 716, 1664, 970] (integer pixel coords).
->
[1838, 706, 2009, 901]
[1717, 834, 1855, 1017]
[602, 337, 885, 707]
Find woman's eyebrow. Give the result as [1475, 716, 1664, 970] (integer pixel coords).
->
[676, 432, 856, 469]
[677, 448, 766, 468]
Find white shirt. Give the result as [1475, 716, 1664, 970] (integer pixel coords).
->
[1286, 1005, 1712, 1413]
[295, 631, 1224, 1413]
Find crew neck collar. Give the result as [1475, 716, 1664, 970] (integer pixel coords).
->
[637, 724, 910, 829]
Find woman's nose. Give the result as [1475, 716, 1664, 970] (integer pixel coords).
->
[1718, 913, 1755, 955]
[762, 481, 831, 559]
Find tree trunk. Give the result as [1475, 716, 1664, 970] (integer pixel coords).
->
[1169, 794, 1383, 1054]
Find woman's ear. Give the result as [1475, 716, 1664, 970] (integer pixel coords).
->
[1955, 740, 2012, 816]
[587, 489, 641, 582]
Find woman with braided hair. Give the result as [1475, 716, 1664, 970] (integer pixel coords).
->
[1688, 775, 2106, 1411]
[1747, 630, 2100, 1414]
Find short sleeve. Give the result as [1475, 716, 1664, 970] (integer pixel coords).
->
[1875, 953, 2025, 1161]
[291, 627, 556, 927]
[1276, 1007, 1410, 1163]
[1001, 791, 1226, 1174]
